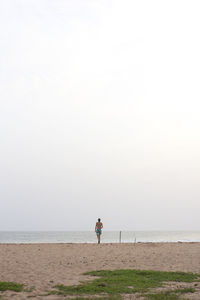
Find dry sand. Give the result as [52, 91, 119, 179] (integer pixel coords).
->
[0, 243, 200, 299]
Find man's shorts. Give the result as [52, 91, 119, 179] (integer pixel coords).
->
[96, 229, 102, 235]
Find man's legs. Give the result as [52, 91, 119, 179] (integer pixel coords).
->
[97, 233, 100, 244]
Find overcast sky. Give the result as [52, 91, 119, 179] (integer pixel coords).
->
[0, 0, 200, 231]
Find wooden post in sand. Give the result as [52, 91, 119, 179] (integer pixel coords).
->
[119, 231, 122, 243]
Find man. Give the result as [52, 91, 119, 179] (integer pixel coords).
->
[95, 218, 103, 244]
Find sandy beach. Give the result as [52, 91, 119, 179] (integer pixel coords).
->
[1, 243, 200, 299]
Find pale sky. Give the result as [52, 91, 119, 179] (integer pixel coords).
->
[0, 0, 200, 231]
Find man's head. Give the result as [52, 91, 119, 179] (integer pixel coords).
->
[98, 218, 101, 222]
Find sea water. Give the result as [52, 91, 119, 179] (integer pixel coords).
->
[0, 231, 200, 243]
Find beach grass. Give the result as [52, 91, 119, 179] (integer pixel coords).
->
[70, 297, 122, 300]
[147, 287, 195, 300]
[0, 281, 24, 292]
[147, 292, 180, 300]
[175, 287, 195, 294]
[51, 269, 199, 299]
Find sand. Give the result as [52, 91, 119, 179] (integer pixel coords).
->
[0, 243, 200, 299]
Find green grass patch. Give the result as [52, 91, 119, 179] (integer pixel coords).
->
[175, 287, 195, 294]
[147, 292, 180, 300]
[0, 281, 24, 292]
[52, 269, 199, 297]
[70, 297, 121, 300]
[147, 287, 195, 299]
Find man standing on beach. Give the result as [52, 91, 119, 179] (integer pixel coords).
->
[95, 218, 103, 244]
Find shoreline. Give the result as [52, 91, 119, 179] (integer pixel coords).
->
[1, 241, 200, 245]
[1, 231, 200, 245]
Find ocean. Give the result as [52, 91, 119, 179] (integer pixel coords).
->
[0, 231, 200, 243]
